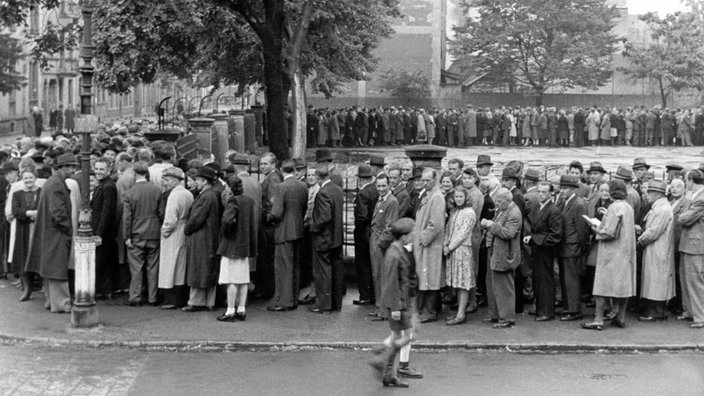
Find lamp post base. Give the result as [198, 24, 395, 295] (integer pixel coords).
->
[71, 305, 99, 328]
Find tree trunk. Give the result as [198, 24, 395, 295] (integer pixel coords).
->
[658, 77, 668, 108]
[261, 35, 290, 161]
[291, 68, 306, 158]
[534, 89, 544, 107]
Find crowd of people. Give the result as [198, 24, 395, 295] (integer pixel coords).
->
[306, 104, 704, 148]
[3, 125, 704, 387]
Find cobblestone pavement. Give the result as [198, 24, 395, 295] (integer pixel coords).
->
[1, 345, 703, 395]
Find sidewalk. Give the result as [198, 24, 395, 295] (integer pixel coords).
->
[1, 279, 702, 352]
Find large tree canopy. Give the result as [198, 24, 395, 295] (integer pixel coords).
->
[92, 0, 400, 160]
[0, 33, 25, 94]
[451, 0, 620, 105]
[619, 6, 704, 108]
[379, 69, 430, 105]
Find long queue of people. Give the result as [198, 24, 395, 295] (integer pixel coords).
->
[306, 104, 704, 148]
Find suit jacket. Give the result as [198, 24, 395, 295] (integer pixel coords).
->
[392, 184, 410, 218]
[261, 170, 282, 225]
[487, 202, 522, 272]
[557, 194, 589, 257]
[671, 197, 691, 250]
[311, 180, 344, 251]
[379, 241, 412, 311]
[270, 175, 308, 243]
[678, 190, 704, 255]
[528, 201, 563, 250]
[354, 182, 378, 230]
[370, 192, 399, 250]
[123, 180, 163, 241]
[90, 176, 118, 239]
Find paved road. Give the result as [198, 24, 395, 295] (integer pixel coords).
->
[1, 345, 702, 395]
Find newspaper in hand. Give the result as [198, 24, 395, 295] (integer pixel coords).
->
[582, 214, 601, 228]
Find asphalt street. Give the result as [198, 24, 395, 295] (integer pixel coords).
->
[1, 345, 703, 395]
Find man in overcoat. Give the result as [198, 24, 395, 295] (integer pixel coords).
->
[268, 160, 309, 311]
[413, 168, 446, 323]
[91, 158, 118, 299]
[159, 167, 194, 309]
[310, 165, 344, 313]
[123, 162, 163, 306]
[257, 152, 281, 299]
[369, 174, 398, 320]
[556, 175, 589, 321]
[677, 170, 704, 328]
[482, 188, 522, 328]
[25, 153, 78, 313]
[353, 165, 378, 306]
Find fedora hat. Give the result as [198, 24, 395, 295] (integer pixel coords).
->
[411, 167, 424, 180]
[390, 218, 415, 235]
[632, 157, 650, 170]
[162, 167, 185, 181]
[501, 167, 518, 180]
[315, 148, 333, 163]
[357, 165, 373, 178]
[612, 165, 633, 181]
[524, 168, 541, 182]
[231, 154, 250, 165]
[56, 153, 79, 168]
[559, 175, 580, 188]
[369, 155, 385, 167]
[647, 180, 667, 194]
[476, 154, 493, 167]
[292, 157, 307, 170]
[588, 161, 606, 174]
[196, 166, 218, 182]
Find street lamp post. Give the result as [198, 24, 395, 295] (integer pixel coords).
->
[72, 0, 99, 328]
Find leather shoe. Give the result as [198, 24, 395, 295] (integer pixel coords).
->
[160, 304, 177, 310]
[182, 305, 206, 312]
[235, 312, 246, 321]
[352, 299, 374, 306]
[676, 315, 693, 321]
[638, 315, 667, 322]
[690, 322, 704, 329]
[560, 313, 584, 321]
[398, 365, 423, 378]
[216, 313, 237, 322]
[446, 315, 466, 326]
[535, 316, 554, 322]
[581, 322, 603, 331]
[604, 311, 617, 321]
[267, 305, 293, 312]
[465, 306, 478, 314]
[382, 377, 409, 388]
[527, 310, 537, 316]
[419, 315, 438, 324]
[308, 306, 329, 314]
[482, 317, 499, 324]
[492, 321, 515, 329]
[298, 295, 315, 305]
[124, 300, 143, 307]
[611, 318, 626, 328]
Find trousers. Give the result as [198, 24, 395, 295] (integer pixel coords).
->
[355, 226, 374, 302]
[559, 257, 582, 314]
[273, 239, 301, 308]
[486, 269, 516, 322]
[43, 278, 71, 313]
[127, 238, 159, 303]
[682, 253, 704, 323]
[188, 286, 216, 308]
[533, 248, 556, 317]
[313, 246, 343, 311]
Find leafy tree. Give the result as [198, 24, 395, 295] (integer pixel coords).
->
[451, 0, 620, 106]
[379, 69, 430, 105]
[619, 7, 704, 108]
[93, 0, 399, 159]
[0, 33, 25, 94]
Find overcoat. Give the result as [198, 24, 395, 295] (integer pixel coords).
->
[25, 172, 72, 280]
[185, 188, 221, 288]
[586, 111, 600, 140]
[217, 194, 257, 259]
[311, 180, 344, 251]
[465, 110, 477, 138]
[413, 185, 446, 290]
[486, 202, 522, 272]
[159, 185, 194, 288]
[638, 197, 675, 301]
[594, 200, 636, 298]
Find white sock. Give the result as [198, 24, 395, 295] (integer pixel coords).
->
[225, 307, 235, 315]
[236, 306, 245, 314]
[399, 343, 411, 363]
[383, 335, 393, 347]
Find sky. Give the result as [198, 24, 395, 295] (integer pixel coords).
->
[626, 0, 689, 15]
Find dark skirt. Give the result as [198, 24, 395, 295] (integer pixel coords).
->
[12, 221, 32, 275]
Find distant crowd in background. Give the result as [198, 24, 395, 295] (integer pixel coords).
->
[306, 104, 704, 148]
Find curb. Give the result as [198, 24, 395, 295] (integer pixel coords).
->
[1, 335, 702, 353]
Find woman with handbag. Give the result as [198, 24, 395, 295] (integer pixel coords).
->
[582, 179, 637, 330]
[216, 176, 257, 322]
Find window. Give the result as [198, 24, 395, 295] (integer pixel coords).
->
[29, 9, 39, 35]
[8, 89, 17, 116]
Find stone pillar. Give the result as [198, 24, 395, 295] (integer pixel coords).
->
[228, 110, 245, 153]
[250, 104, 264, 146]
[404, 144, 447, 170]
[210, 113, 229, 164]
[187, 117, 215, 157]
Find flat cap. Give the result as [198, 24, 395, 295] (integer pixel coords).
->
[524, 168, 541, 182]
[162, 167, 185, 181]
[390, 218, 415, 235]
[647, 180, 667, 194]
